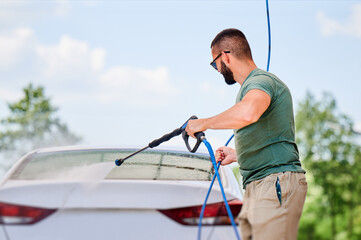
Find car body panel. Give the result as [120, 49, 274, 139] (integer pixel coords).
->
[0, 226, 8, 240]
[0, 180, 239, 209]
[4, 209, 237, 240]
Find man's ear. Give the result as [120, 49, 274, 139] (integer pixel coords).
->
[222, 52, 231, 64]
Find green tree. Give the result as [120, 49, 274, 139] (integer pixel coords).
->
[296, 91, 361, 240]
[0, 84, 81, 174]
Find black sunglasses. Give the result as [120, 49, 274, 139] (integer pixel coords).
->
[210, 51, 231, 70]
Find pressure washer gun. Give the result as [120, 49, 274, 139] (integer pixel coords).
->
[114, 115, 204, 166]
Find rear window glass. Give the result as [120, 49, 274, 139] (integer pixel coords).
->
[10, 149, 214, 181]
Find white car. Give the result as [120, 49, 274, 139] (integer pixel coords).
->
[0, 146, 243, 240]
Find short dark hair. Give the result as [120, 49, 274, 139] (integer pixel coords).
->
[211, 28, 253, 60]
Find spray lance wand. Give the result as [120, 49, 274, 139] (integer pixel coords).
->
[114, 115, 204, 166]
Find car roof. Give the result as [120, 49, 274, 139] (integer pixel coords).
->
[33, 145, 209, 156]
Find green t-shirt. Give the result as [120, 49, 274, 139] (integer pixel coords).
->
[234, 68, 305, 188]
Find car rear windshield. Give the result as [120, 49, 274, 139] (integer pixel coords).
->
[10, 149, 214, 181]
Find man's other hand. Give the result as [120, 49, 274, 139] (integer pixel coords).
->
[215, 146, 237, 165]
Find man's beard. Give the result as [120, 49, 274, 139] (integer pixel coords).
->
[221, 61, 236, 85]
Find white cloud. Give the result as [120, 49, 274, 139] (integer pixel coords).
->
[317, 3, 361, 38]
[36, 35, 106, 77]
[91, 49, 106, 72]
[97, 66, 178, 105]
[0, 28, 34, 68]
[0, 28, 177, 108]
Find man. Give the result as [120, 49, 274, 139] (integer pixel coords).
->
[185, 28, 307, 240]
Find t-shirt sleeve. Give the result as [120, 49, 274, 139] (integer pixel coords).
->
[241, 75, 275, 100]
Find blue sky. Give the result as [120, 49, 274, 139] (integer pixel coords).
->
[0, 0, 360, 152]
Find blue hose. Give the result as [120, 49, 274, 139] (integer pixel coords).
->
[197, 161, 221, 240]
[197, 134, 237, 240]
[197, 138, 241, 240]
[266, 0, 271, 72]
[225, 134, 234, 147]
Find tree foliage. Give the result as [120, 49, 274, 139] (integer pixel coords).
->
[0, 84, 81, 174]
[296, 91, 361, 240]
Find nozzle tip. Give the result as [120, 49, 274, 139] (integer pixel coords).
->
[115, 159, 123, 166]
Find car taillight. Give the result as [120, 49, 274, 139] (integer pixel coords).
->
[158, 199, 242, 225]
[0, 202, 56, 225]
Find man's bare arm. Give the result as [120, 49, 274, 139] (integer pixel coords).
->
[186, 89, 271, 138]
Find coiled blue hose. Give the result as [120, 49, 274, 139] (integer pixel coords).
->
[197, 138, 241, 240]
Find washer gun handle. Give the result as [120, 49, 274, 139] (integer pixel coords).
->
[181, 115, 205, 153]
[148, 128, 183, 148]
[148, 115, 198, 148]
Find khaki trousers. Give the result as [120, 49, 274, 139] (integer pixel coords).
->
[238, 172, 307, 240]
